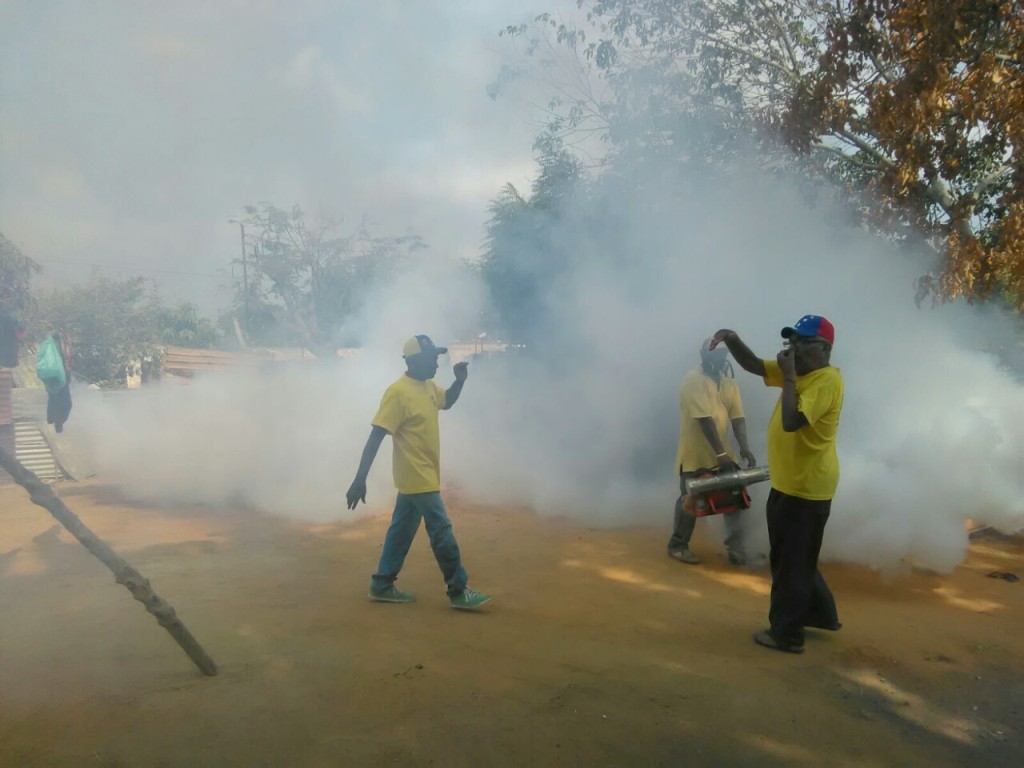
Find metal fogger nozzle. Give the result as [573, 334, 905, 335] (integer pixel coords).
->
[685, 466, 771, 495]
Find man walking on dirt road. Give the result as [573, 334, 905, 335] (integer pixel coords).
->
[346, 335, 491, 610]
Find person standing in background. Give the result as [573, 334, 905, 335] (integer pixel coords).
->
[667, 338, 757, 566]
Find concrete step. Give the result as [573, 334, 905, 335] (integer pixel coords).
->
[14, 422, 61, 480]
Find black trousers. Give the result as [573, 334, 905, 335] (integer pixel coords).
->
[0, 423, 13, 484]
[46, 383, 72, 433]
[766, 488, 838, 647]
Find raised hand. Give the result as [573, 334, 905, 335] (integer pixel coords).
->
[710, 329, 737, 350]
[777, 348, 796, 377]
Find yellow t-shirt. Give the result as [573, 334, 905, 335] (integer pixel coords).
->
[372, 375, 448, 494]
[763, 360, 844, 500]
[675, 368, 744, 473]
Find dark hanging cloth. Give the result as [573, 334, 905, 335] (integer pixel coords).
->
[47, 382, 72, 433]
[0, 314, 19, 367]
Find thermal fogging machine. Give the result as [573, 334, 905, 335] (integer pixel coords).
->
[682, 466, 771, 517]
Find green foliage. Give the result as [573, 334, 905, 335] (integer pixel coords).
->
[0, 233, 41, 316]
[230, 204, 426, 353]
[150, 301, 220, 349]
[503, 1, 1024, 309]
[35, 275, 220, 386]
[497, 3, 817, 171]
[479, 146, 586, 345]
[35, 275, 150, 385]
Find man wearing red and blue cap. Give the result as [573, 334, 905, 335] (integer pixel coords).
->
[712, 315, 844, 654]
[346, 335, 491, 610]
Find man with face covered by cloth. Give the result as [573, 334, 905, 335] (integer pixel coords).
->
[667, 338, 758, 566]
[712, 316, 844, 654]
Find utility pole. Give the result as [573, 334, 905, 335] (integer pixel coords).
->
[239, 222, 250, 335]
[228, 219, 250, 338]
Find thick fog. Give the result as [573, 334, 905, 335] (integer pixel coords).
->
[72, 161, 1024, 574]
[5, 3, 1022, 574]
[0, 1, 552, 306]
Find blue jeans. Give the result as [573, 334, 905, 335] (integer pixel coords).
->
[372, 492, 468, 597]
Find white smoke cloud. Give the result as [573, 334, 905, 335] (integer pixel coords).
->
[73, 164, 1024, 575]
[0, 0, 550, 308]
[441, 170, 1024, 574]
[71, 260, 486, 521]
[9, 2, 1021, 574]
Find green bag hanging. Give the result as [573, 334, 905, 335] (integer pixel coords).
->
[36, 335, 67, 393]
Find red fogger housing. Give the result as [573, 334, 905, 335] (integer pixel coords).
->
[681, 466, 770, 517]
[683, 480, 751, 517]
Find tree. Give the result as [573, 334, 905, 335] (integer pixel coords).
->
[788, 0, 1024, 306]
[480, 183, 533, 343]
[479, 146, 586, 346]
[0, 232, 40, 317]
[502, 1, 1024, 308]
[35, 275, 219, 386]
[232, 204, 426, 353]
[35, 275, 153, 385]
[150, 301, 220, 349]
[499, 2, 829, 170]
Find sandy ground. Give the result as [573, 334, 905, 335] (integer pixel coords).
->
[1, 479, 1022, 767]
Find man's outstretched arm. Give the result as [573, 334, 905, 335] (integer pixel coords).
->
[712, 329, 766, 377]
[346, 425, 388, 509]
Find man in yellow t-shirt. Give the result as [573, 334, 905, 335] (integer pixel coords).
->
[346, 335, 491, 610]
[668, 338, 757, 566]
[712, 315, 844, 654]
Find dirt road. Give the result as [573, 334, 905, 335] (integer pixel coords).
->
[1, 480, 1021, 766]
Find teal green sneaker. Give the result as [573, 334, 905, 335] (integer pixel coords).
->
[449, 587, 491, 610]
[368, 585, 416, 603]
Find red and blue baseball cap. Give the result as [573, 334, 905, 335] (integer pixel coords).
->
[781, 315, 835, 345]
[402, 335, 448, 358]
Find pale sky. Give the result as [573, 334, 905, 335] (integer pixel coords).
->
[0, 0, 568, 311]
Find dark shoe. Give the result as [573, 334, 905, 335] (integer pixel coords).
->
[753, 629, 804, 654]
[805, 621, 842, 631]
[727, 550, 747, 566]
[668, 548, 700, 565]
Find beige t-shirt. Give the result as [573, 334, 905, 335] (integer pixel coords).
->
[674, 368, 744, 473]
